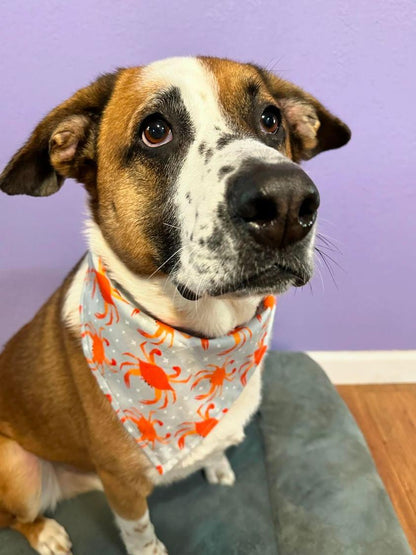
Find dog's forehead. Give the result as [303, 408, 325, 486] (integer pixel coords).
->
[141, 57, 215, 94]
[138, 56, 260, 124]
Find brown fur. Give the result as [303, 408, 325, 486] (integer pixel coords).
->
[0, 436, 40, 524]
[0, 264, 153, 544]
[95, 67, 164, 276]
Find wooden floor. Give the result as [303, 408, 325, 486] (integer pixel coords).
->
[337, 384, 416, 553]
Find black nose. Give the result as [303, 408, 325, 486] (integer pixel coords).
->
[227, 161, 320, 249]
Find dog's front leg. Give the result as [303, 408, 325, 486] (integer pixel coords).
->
[98, 468, 167, 555]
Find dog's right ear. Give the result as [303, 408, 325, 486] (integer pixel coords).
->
[0, 72, 119, 196]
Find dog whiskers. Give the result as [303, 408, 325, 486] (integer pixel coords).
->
[314, 247, 340, 288]
[147, 246, 185, 280]
[316, 232, 342, 254]
[313, 261, 325, 293]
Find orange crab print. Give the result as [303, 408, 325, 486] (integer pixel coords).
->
[219, 325, 253, 356]
[139, 320, 186, 347]
[123, 407, 171, 449]
[191, 358, 237, 402]
[218, 297, 275, 354]
[81, 322, 117, 375]
[200, 338, 210, 351]
[87, 257, 128, 325]
[175, 404, 223, 449]
[121, 342, 190, 409]
[238, 331, 269, 386]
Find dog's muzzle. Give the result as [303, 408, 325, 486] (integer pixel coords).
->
[176, 160, 319, 301]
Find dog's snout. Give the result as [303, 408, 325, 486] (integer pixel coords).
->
[227, 162, 320, 249]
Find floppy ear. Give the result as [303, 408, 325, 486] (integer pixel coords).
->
[259, 69, 351, 162]
[0, 72, 119, 196]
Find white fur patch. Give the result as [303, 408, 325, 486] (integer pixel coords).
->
[39, 460, 102, 514]
[115, 510, 167, 555]
[175, 138, 288, 295]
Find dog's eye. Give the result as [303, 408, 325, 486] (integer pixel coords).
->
[141, 116, 172, 147]
[260, 107, 281, 134]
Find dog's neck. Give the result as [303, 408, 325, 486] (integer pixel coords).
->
[85, 220, 262, 338]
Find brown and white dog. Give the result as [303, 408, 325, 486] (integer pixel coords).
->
[0, 57, 350, 554]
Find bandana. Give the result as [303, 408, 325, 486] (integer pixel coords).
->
[80, 252, 276, 474]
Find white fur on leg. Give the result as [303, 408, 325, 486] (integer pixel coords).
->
[115, 510, 167, 555]
[204, 453, 236, 486]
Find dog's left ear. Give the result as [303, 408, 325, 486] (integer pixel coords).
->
[0, 71, 119, 196]
[259, 69, 351, 161]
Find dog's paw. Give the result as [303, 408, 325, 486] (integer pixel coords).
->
[126, 537, 167, 555]
[35, 518, 72, 555]
[204, 454, 236, 486]
[139, 537, 168, 555]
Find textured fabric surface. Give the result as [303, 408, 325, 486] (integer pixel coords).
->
[261, 352, 411, 555]
[0, 352, 410, 554]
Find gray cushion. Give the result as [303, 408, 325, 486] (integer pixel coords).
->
[0, 352, 411, 554]
[260, 352, 411, 555]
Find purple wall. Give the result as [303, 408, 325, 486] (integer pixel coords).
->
[1, 1, 415, 351]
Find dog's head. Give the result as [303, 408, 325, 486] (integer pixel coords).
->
[0, 57, 350, 300]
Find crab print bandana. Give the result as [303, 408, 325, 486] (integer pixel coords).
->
[80, 252, 276, 474]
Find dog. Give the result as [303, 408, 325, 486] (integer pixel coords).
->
[0, 56, 350, 554]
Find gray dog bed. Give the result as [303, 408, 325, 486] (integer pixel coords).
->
[0, 352, 411, 554]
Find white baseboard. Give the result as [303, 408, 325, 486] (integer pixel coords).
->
[307, 350, 416, 384]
